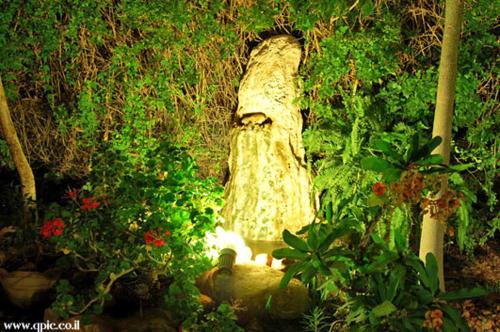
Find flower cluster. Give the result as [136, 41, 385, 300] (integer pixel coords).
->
[372, 167, 463, 224]
[390, 168, 425, 205]
[423, 309, 443, 331]
[81, 197, 100, 210]
[420, 189, 463, 223]
[40, 218, 65, 238]
[144, 229, 172, 248]
[66, 188, 101, 210]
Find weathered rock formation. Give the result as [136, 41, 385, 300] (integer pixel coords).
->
[197, 264, 310, 324]
[222, 35, 314, 255]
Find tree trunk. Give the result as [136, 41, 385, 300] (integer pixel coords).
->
[0, 78, 36, 223]
[419, 0, 463, 291]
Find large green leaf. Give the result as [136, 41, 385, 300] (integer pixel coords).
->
[317, 231, 338, 251]
[415, 154, 443, 166]
[371, 300, 397, 317]
[325, 201, 333, 222]
[441, 304, 470, 331]
[448, 163, 474, 172]
[382, 167, 402, 183]
[317, 258, 332, 276]
[438, 287, 488, 301]
[272, 248, 309, 260]
[373, 139, 404, 164]
[361, 156, 393, 172]
[405, 134, 419, 162]
[301, 264, 318, 284]
[282, 229, 309, 252]
[425, 253, 439, 294]
[279, 261, 306, 288]
[387, 265, 406, 301]
[307, 225, 320, 250]
[414, 287, 434, 305]
[416, 136, 442, 160]
[406, 256, 431, 290]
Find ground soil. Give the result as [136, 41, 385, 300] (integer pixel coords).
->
[445, 240, 500, 332]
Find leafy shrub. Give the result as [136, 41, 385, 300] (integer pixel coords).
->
[274, 135, 487, 331]
[41, 141, 223, 323]
[189, 303, 243, 332]
[345, 240, 486, 332]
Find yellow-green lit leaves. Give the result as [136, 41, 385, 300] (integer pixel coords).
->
[282, 229, 309, 252]
[274, 225, 355, 289]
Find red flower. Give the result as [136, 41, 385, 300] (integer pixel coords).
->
[40, 218, 65, 238]
[53, 228, 63, 236]
[52, 218, 64, 228]
[81, 197, 100, 210]
[144, 230, 155, 245]
[40, 222, 52, 238]
[144, 229, 169, 247]
[372, 182, 386, 196]
[153, 239, 165, 247]
[66, 189, 79, 200]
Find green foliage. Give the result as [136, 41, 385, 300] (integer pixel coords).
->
[0, 0, 497, 329]
[302, 306, 331, 332]
[273, 223, 356, 294]
[189, 304, 243, 332]
[275, 225, 487, 331]
[276, 132, 487, 330]
[43, 140, 223, 323]
[0, 139, 14, 170]
[0, 0, 495, 248]
[301, 0, 498, 254]
[345, 244, 487, 332]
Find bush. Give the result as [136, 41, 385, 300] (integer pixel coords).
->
[41, 140, 223, 323]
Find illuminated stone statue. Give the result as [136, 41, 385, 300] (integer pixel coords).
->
[222, 35, 314, 257]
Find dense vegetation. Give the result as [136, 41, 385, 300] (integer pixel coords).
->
[0, 0, 497, 331]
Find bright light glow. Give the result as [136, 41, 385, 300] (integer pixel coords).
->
[271, 258, 284, 269]
[255, 253, 268, 265]
[205, 226, 252, 264]
[205, 226, 283, 269]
